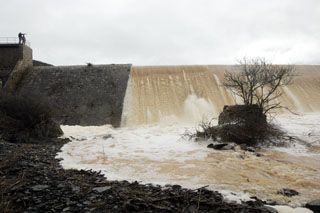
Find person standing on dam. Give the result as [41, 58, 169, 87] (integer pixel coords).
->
[18, 32, 26, 44]
[18, 32, 22, 44]
[22, 33, 26, 44]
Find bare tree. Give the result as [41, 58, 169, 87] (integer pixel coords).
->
[223, 58, 295, 114]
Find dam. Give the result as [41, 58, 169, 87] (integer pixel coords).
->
[1, 44, 320, 126]
[14, 64, 320, 127]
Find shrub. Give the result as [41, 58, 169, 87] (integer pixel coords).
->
[188, 105, 287, 147]
[0, 94, 63, 142]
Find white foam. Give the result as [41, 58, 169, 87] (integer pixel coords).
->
[270, 205, 313, 213]
[183, 94, 216, 123]
[270, 113, 320, 155]
[57, 113, 320, 205]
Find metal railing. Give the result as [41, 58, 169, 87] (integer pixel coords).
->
[0, 37, 31, 46]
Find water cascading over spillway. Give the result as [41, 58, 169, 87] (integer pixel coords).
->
[121, 65, 320, 126]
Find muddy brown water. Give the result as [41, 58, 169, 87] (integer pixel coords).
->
[122, 65, 320, 126]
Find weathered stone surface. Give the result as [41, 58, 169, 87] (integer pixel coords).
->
[218, 105, 268, 145]
[3, 60, 32, 93]
[0, 44, 32, 90]
[218, 104, 267, 126]
[0, 44, 32, 69]
[17, 64, 131, 127]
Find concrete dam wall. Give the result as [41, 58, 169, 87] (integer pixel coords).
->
[17, 64, 131, 127]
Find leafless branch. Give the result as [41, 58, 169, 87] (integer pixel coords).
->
[223, 57, 296, 116]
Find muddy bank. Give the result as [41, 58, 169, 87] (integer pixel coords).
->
[0, 139, 276, 212]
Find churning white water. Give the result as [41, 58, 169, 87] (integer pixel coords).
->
[57, 112, 320, 208]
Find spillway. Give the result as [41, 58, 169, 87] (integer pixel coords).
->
[121, 65, 320, 126]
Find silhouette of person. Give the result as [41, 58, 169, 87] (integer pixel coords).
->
[22, 34, 26, 45]
[18, 32, 22, 44]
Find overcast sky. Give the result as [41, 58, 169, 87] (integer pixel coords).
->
[1, 0, 319, 65]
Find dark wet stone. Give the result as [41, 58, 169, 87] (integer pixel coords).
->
[207, 143, 215, 148]
[31, 185, 50, 191]
[62, 207, 70, 212]
[171, 184, 182, 191]
[207, 143, 236, 150]
[57, 183, 65, 188]
[246, 147, 256, 152]
[208, 143, 227, 149]
[102, 134, 113, 139]
[92, 186, 111, 193]
[277, 188, 299, 197]
[262, 206, 278, 213]
[306, 199, 320, 212]
[71, 185, 80, 192]
[256, 153, 263, 157]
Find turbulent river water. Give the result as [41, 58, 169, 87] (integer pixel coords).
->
[57, 65, 320, 210]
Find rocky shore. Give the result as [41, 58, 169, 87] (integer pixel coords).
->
[0, 139, 277, 212]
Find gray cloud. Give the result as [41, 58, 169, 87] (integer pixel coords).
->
[1, 0, 319, 65]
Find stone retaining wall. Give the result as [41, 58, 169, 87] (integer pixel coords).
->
[17, 64, 131, 127]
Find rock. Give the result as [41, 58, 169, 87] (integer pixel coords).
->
[31, 185, 50, 191]
[83, 201, 92, 205]
[246, 147, 256, 152]
[71, 185, 80, 192]
[207, 143, 215, 149]
[102, 134, 113, 139]
[219, 105, 267, 126]
[265, 200, 278, 205]
[207, 143, 236, 150]
[172, 184, 182, 191]
[256, 153, 263, 157]
[260, 206, 279, 213]
[62, 207, 70, 212]
[93, 186, 111, 193]
[277, 188, 299, 197]
[305, 199, 320, 212]
[218, 105, 268, 145]
[57, 183, 65, 188]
